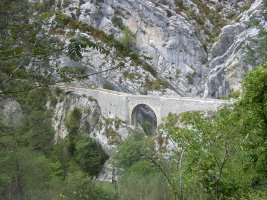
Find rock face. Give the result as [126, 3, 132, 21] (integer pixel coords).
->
[52, 91, 133, 156]
[204, 0, 265, 98]
[109, 0, 207, 96]
[52, 92, 101, 140]
[58, 0, 265, 98]
[58, 0, 207, 96]
[51, 91, 136, 181]
[0, 97, 22, 127]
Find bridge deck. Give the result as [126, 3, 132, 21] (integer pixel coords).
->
[57, 85, 230, 124]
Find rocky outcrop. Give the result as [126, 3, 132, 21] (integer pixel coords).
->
[52, 91, 100, 140]
[56, 0, 263, 98]
[0, 97, 22, 127]
[204, 0, 265, 98]
[59, 0, 208, 96]
[52, 91, 134, 156]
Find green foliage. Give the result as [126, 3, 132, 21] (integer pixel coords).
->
[59, 65, 87, 81]
[0, 0, 64, 94]
[241, 0, 254, 12]
[118, 161, 172, 200]
[67, 36, 100, 61]
[144, 77, 168, 91]
[55, 11, 71, 27]
[62, 171, 117, 200]
[104, 126, 122, 145]
[122, 70, 141, 80]
[222, 90, 241, 100]
[163, 108, 256, 199]
[174, 0, 225, 46]
[21, 109, 55, 154]
[14, 89, 56, 155]
[34, 0, 55, 12]
[64, 20, 157, 76]
[237, 63, 267, 186]
[74, 135, 108, 176]
[160, 63, 267, 199]
[0, 1, 113, 199]
[243, 10, 267, 65]
[112, 15, 124, 29]
[244, 27, 267, 65]
[65, 107, 82, 155]
[120, 27, 136, 50]
[65, 107, 82, 135]
[114, 130, 155, 170]
[113, 130, 176, 199]
[0, 147, 61, 199]
[175, 0, 183, 7]
[141, 120, 153, 135]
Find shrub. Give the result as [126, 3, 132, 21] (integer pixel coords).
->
[118, 161, 172, 200]
[55, 11, 71, 27]
[112, 15, 124, 29]
[65, 107, 82, 135]
[120, 27, 136, 50]
[74, 135, 108, 176]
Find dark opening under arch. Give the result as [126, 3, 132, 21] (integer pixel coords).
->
[131, 104, 157, 136]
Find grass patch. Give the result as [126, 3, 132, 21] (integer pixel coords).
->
[222, 90, 241, 100]
[95, 181, 117, 196]
[144, 77, 168, 91]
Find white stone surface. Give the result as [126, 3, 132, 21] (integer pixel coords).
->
[59, 86, 228, 125]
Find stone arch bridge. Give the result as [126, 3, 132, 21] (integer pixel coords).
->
[60, 86, 228, 126]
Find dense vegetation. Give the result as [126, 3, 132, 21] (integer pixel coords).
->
[0, 0, 113, 199]
[1, 0, 267, 200]
[162, 62, 267, 199]
[112, 62, 267, 200]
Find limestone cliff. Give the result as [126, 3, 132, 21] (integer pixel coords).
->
[54, 0, 265, 98]
[204, 0, 265, 98]
[51, 91, 132, 156]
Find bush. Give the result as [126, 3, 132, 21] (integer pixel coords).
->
[62, 171, 116, 200]
[55, 11, 71, 27]
[118, 161, 172, 200]
[65, 107, 82, 135]
[113, 130, 155, 171]
[120, 27, 136, 50]
[74, 135, 108, 176]
[112, 15, 124, 29]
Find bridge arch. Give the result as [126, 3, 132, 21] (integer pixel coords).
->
[131, 104, 157, 136]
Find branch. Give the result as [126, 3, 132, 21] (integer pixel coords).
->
[145, 155, 182, 200]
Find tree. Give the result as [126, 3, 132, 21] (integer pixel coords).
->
[113, 130, 178, 199]
[0, 147, 60, 199]
[113, 130, 155, 170]
[74, 135, 108, 176]
[0, 0, 101, 96]
[244, 11, 267, 65]
[62, 171, 116, 200]
[117, 160, 172, 200]
[237, 62, 267, 188]
[163, 108, 255, 199]
[161, 63, 267, 199]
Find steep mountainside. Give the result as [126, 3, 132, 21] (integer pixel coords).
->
[51, 0, 265, 98]
[204, 0, 265, 98]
